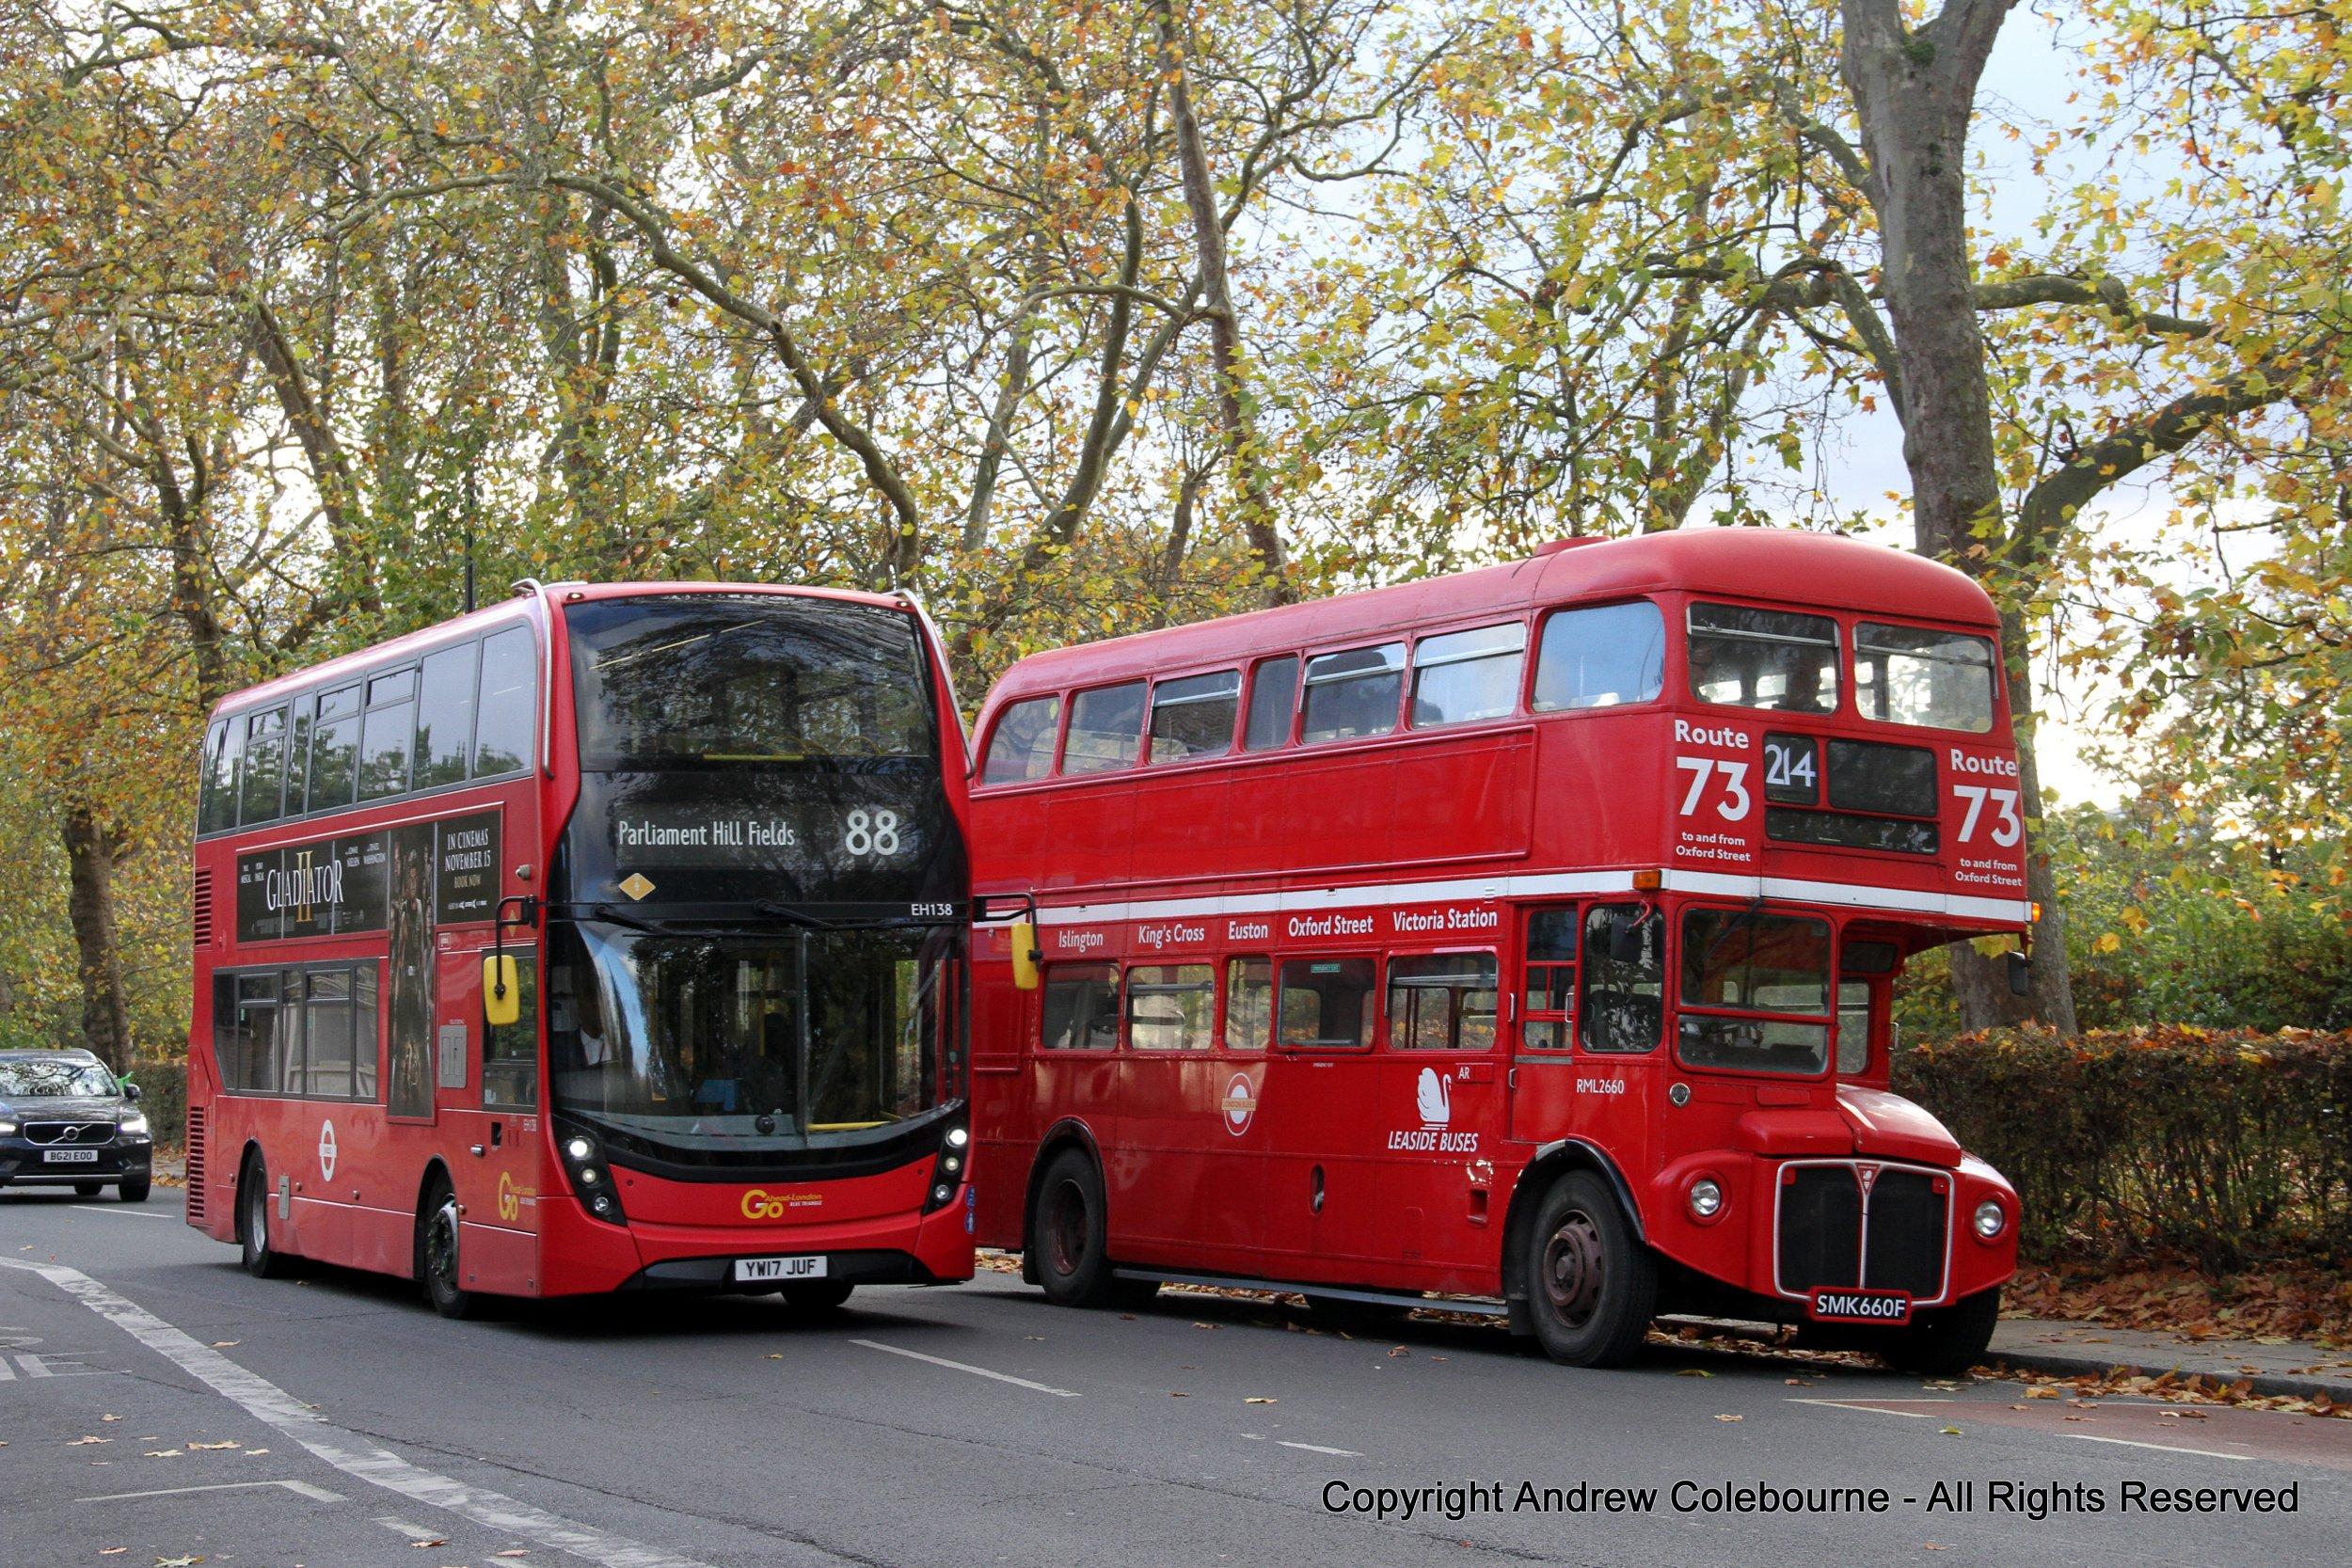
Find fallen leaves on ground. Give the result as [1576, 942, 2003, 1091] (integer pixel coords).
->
[2006, 1262, 2350, 1347]
[1999, 1362, 2348, 1418]
[68, 1436, 109, 1446]
[1244, 1397, 1276, 1404]
[186, 1441, 238, 1450]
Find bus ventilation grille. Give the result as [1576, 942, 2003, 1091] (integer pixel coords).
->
[183, 1106, 206, 1222]
[1776, 1164, 1947, 1302]
[191, 871, 214, 948]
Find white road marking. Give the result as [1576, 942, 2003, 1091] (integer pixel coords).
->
[71, 1205, 169, 1219]
[0, 1258, 713, 1568]
[1278, 1440, 1362, 1457]
[2070, 1433, 2256, 1462]
[1787, 1398, 1951, 1418]
[79, 1478, 345, 1504]
[377, 1515, 447, 1540]
[850, 1338, 1079, 1397]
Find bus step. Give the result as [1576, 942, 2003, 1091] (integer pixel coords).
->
[1111, 1268, 1509, 1319]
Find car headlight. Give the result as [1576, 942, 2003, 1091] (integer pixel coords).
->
[0, 1118, 16, 1136]
[119, 1113, 149, 1138]
[1973, 1198, 2007, 1240]
[1688, 1178, 1724, 1219]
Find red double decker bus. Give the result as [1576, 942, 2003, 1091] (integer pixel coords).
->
[965, 531, 2028, 1371]
[185, 582, 977, 1316]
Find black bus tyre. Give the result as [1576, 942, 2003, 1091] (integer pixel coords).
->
[119, 1174, 151, 1203]
[74, 1180, 102, 1196]
[239, 1155, 292, 1279]
[1031, 1148, 1118, 1308]
[1525, 1171, 1657, 1367]
[1877, 1288, 2001, 1378]
[418, 1175, 477, 1320]
[783, 1280, 855, 1312]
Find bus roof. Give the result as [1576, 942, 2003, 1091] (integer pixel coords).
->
[209, 580, 914, 721]
[988, 530, 1998, 700]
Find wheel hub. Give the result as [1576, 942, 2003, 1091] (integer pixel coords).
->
[1542, 1210, 1605, 1328]
[1047, 1180, 1089, 1275]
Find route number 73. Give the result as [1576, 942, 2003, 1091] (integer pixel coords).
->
[1676, 757, 1752, 821]
[1952, 784, 2023, 846]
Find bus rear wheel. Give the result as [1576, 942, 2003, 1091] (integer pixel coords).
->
[1876, 1288, 2001, 1378]
[1030, 1148, 1117, 1308]
[417, 1176, 477, 1320]
[1524, 1171, 1656, 1367]
[238, 1155, 291, 1279]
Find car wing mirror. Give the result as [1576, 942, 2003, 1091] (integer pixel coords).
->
[123, 1081, 142, 1102]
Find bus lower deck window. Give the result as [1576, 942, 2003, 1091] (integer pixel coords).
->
[1276, 957, 1375, 1048]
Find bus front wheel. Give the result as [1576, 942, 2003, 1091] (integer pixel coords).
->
[417, 1176, 478, 1320]
[1030, 1148, 1117, 1308]
[1524, 1171, 1656, 1368]
[238, 1155, 292, 1279]
[1876, 1288, 2001, 1378]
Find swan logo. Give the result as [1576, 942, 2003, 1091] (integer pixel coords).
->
[1415, 1068, 1451, 1129]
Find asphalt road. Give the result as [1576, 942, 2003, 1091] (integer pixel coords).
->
[3, 1189, 2345, 1568]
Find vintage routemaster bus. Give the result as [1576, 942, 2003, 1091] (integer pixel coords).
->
[185, 582, 977, 1316]
[965, 531, 2029, 1371]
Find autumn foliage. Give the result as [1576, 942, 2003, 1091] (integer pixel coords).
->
[1897, 1027, 2352, 1270]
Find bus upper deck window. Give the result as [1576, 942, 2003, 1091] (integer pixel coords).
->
[1854, 623, 1996, 733]
[1242, 657, 1299, 751]
[1148, 671, 1240, 765]
[1410, 623, 1526, 729]
[1300, 643, 1404, 745]
[1532, 603, 1665, 712]
[1687, 604, 1838, 714]
[981, 695, 1061, 784]
[1062, 682, 1146, 774]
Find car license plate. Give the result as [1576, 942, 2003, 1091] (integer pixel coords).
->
[42, 1148, 101, 1164]
[1806, 1287, 1913, 1325]
[733, 1255, 825, 1284]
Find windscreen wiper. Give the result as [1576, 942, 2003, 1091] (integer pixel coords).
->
[753, 899, 846, 931]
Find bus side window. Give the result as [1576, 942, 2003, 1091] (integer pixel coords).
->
[980, 694, 1060, 784]
[1275, 957, 1375, 1050]
[1522, 906, 1578, 1050]
[198, 719, 238, 833]
[1387, 954, 1500, 1050]
[1223, 957, 1272, 1051]
[1040, 962, 1120, 1051]
[1126, 964, 1214, 1050]
[1580, 903, 1663, 1053]
[473, 626, 536, 777]
[484, 947, 539, 1109]
[238, 705, 289, 827]
[308, 683, 362, 812]
[1242, 657, 1298, 751]
[415, 641, 479, 789]
[358, 669, 416, 800]
[1063, 683, 1146, 775]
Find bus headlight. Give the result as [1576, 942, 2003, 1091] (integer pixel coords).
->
[1972, 1199, 2007, 1241]
[1688, 1179, 1724, 1220]
[924, 1123, 969, 1214]
[558, 1125, 626, 1225]
[946, 1127, 969, 1149]
[565, 1136, 594, 1162]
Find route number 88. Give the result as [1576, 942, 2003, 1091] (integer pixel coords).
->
[843, 809, 902, 856]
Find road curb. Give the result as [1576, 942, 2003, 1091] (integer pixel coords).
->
[1983, 1347, 2352, 1405]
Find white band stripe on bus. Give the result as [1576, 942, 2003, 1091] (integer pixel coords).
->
[992, 869, 2029, 929]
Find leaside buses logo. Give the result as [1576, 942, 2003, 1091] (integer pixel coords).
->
[1388, 1067, 1479, 1154]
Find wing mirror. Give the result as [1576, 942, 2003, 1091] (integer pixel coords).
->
[2003, 949, 2032, 998]
[484, 954, 522, 1026]
[1009, 919, 1041, 992]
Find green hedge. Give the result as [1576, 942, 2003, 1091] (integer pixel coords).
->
[1894, 1027, 2352, 1270]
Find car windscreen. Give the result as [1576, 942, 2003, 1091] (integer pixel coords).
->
[0, 1059, 117, 1097]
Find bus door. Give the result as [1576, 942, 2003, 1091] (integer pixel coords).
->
[1107, 959, 1225, 1264]
[434, 942, 539, 1292]
[1373, 949, 1504, 1275]
[1255, 954, 1382, 1277]
[1508, 906, 1580, 1144]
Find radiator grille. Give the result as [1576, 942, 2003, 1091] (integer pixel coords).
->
[1776, 1162, 1948, 1302]
[192, 870, 215, 948]
[184, 1105, 206, 1222]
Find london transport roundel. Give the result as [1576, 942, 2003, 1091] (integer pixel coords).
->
[1221, 1073, 1256, 1136]
[318, 1118, 339, 1182]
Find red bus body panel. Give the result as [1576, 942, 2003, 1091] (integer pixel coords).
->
[967, 532, 2023, 1320]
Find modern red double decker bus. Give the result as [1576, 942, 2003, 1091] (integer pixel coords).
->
[185, 582, 977, 1316]
[965, 531, 2029, 1371]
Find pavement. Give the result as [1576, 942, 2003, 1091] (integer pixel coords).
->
[4, 1186, 2347, 1568]
[1986, 1318, 2352, 1402]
